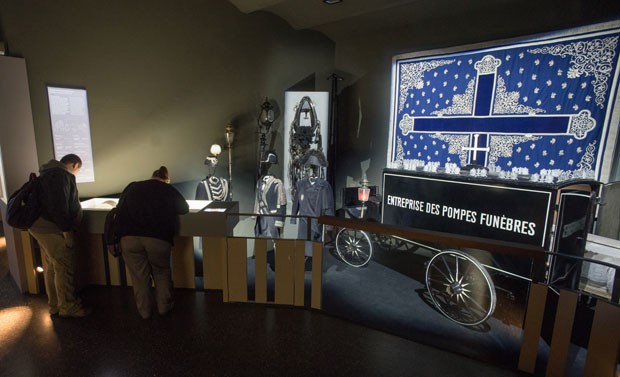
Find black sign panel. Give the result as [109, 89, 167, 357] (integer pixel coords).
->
[549, 191, 594, 288]
[382, 172, 554, 247]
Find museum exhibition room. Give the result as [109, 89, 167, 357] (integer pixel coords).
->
[1, 1, 620, 376]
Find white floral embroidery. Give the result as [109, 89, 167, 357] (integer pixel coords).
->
[488, 135, 542, 165]
[493, 76, 545, 115]
[529, 36, 619, 108]
[430, 134, 470, 166]
[432, 80, 475, 116]
[398, 114, 415, 135]
[398, 59, 454, 111]
[569, 110, 596, 140]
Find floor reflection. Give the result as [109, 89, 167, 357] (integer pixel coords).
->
[0, 306, 32, 358]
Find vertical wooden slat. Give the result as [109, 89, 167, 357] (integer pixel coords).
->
[226, 237, 248, 302]
[519, 283, 548, 374]
[583, 300, 620, 377]
[274, 239, 295, 305]
[171, 236, 195, 289]
[293, 241, 305, 307]
[20, 230, 39, 294]
[311, 241, 323, 310]
[221, 237, 229, 303]
[254, 238, 268, 304]
[81, 234, 106, 286]
[203, 236, 226, 290]
[546, 290, 578, 377]
[108, 253, 122, 286]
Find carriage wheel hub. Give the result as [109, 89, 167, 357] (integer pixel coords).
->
[448, 282, 463, 296]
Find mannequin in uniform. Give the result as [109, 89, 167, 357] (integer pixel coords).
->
[195, 153, 229, 201]
[290, 152, 334, 243]
[254, 152, 287, 238]
[194, 147, 229, 288]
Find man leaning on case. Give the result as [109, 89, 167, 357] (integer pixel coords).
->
[29, 153, 91, 318]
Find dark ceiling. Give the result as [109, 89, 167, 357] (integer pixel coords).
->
[227, 0, 620, 76]
[227, 0, 620, 47]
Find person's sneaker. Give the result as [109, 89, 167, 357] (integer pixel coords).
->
[49, 307, 59, 316]
[59, 306, 92, 318]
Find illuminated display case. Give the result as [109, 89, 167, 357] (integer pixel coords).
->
[65, 198, 240, 290]
[79, 198, 238, 237]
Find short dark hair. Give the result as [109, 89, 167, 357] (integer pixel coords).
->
[60, 154, 82, 167]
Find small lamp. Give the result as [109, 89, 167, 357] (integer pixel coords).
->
[358, 178, 370, 218]
[225, 126, 235, 146]
[210, 143, 222, 157]
[205, 143, 221, 171]
[258, 98, 275, 131]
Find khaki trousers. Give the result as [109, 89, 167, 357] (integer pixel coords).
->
[28, 230, 82, 315]
[121, 236, 173, 318]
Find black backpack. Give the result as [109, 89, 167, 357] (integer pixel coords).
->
[6, 173, 41, 230]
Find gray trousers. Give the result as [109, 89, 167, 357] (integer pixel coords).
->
[28, 230, 82, 315]
[121, 236, 174, 318]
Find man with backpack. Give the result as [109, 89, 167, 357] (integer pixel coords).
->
[28, 153, 90, 318]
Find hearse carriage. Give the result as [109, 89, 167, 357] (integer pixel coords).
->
[333, 168, 606, 326]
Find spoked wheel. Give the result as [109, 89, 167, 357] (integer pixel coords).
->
[425, 250, 496, 326]
[335, 228, 373, 267]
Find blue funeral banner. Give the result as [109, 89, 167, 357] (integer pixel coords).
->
[388, 21, 620, 182]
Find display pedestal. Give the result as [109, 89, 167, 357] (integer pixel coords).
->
[17, 199, 239, 294]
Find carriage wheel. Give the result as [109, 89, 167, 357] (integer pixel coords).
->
[335, 228, 373, 267]
[425, 250, 496, 326]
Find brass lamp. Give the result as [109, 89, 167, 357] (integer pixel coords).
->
[358, 178, 370, 218]
[225, 125, 235, 200]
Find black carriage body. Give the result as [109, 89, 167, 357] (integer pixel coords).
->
[381, 169, 599, 285]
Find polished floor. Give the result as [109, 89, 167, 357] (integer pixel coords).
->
[0, 240, 531, 377]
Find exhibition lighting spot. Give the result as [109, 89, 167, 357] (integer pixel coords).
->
[225, 126, 235, 200]
[0, 307, 34, 350]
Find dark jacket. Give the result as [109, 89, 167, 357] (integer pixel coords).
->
[30, 159, 82, 233]
[116, 179, 189, 245]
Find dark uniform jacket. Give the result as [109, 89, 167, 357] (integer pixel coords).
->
[195, 175, 228, 201]
[30, 159, 82, 233]
[291, 177, 334, 241]
[253, 175, 287, 238]
[116, 179, 189, 245]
